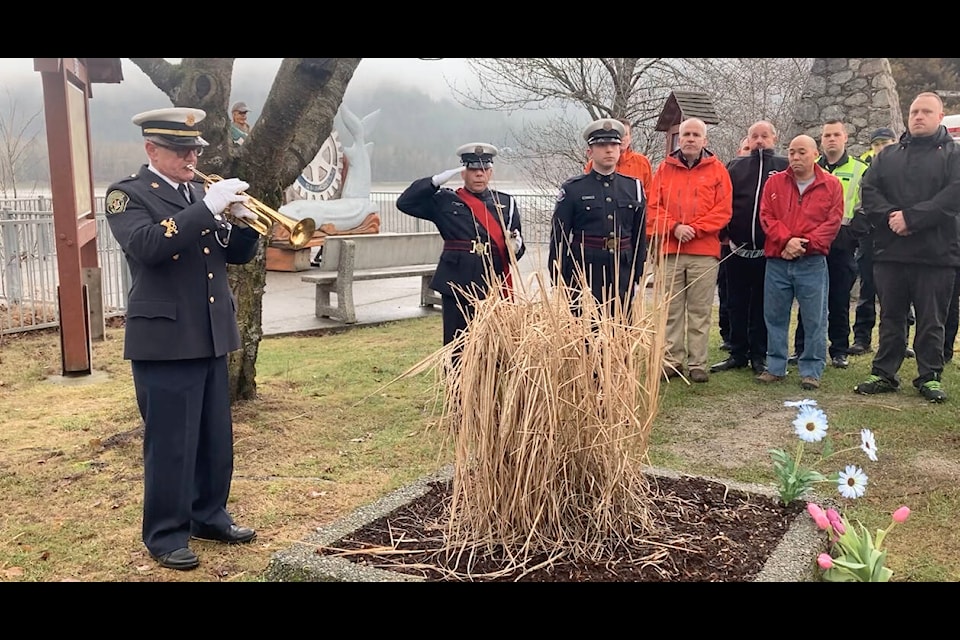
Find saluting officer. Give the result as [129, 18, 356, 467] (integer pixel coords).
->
[549, 118, 648, 316]
[104, 107, 261, 571]
[396, 143, 525, 355]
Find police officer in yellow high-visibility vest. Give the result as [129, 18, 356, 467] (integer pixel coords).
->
[792, 119, 868, 369]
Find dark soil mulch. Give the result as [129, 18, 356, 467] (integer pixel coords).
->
[318, 474, 806, 581]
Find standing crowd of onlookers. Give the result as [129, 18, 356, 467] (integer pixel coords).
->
[644, 91, 959, 403]
[399, 90, 959, 406]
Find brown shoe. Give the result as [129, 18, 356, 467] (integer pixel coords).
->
[663, 365, 683, 380]
[756, 371, 785, 384]
[800, 376, 820, 390]
[689, 368, 709, 383]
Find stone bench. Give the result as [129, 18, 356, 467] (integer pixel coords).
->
[300, 232, 444, 324]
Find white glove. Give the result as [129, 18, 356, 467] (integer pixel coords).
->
[229, 200, 257, 227]
[513, 231, 523, 254]
[431, 167, 463, 187]
[203, 177, 250, 215]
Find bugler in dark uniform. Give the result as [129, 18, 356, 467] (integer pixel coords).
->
[104, 107, 260, 571]
[397, 142, 525, 353]
[549, 118, 648, 315]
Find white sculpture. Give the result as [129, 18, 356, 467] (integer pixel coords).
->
[280, 105, 381, 232]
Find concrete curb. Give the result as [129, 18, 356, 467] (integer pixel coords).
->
[265, 465, 826, 582]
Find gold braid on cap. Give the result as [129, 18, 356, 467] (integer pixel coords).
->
[142, 128, 202, 137]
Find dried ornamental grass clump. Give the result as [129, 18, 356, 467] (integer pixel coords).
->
[414, 251, 671, 575]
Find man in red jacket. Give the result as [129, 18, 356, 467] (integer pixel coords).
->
[757, 134, 843, 390]
[647, 117, 733, 382]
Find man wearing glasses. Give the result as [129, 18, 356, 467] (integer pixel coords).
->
[104, 107, 261, 570]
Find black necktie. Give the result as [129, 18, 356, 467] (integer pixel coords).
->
[178, 183, 191, 204]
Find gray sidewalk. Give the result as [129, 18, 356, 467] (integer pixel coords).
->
[262, 245, 552, 337]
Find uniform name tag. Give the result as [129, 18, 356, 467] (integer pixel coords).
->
[581, 195, 596, 201]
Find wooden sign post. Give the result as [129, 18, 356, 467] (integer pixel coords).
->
[34, 58, 122, 375]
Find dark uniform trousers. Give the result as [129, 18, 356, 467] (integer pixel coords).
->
[133, 356, 234, 555]
[725, 252, 767, 368]
[548, 171, 647, 318]
[873, 262, 955, 387]
[104, 165, 260, 557]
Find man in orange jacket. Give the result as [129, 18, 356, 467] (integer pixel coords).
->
[584, 117, 653, 193]
[647, 117, 733, 382]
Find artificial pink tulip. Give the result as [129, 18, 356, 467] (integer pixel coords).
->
[826, 508, 845, 534]
[892, 506, 911, 523]
[807, 503, 830, 530]
[817, 553, 834, 569]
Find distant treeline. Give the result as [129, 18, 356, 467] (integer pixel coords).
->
[9, 79, 533, 190]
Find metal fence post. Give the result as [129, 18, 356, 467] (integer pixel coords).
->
[0, 209, 23, 304]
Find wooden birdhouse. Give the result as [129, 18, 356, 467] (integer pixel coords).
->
[654, 90, 720, 156]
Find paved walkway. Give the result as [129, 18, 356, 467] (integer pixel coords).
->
[262, 245, 552, 337]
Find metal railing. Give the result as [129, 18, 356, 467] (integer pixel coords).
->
[1, 191, 557, 335]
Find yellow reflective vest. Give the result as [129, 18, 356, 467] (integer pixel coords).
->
[817, 153, 868, 221]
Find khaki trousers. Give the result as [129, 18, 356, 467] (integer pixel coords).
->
[663, 253, 719, 372]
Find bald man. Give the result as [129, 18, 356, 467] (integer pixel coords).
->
[757, 134, 843, 391]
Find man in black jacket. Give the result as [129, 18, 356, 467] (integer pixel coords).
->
[396, 143, 525, 357]
[854, 92, 960, 403]
[105, 107, 261, 570]
[710, 121, 789, 376]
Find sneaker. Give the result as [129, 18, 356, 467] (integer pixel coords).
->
[756, 371, 785, 384]
[800, 377, 820, 390]
[847, 342, 872, 356]
[689, 368, 709, 383]
[709, 357, 749, 373]
[905, 347, 916, 359]
[854, 374, 898, 395]
[919, 380, 947, 403]
[831, 355, 849, 369]
[787, 353, 799, 366]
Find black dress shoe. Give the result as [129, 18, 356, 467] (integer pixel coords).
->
[153, 547, 200, 571]
[905, 347, 916, 359]
[751, 360, 767, 375]
[710, 357, 748, 373]
[831, 355, 849, 369]
[787, 353, 799, 366]
[191, 524, 257, 544]
[719, 341, 732, 352]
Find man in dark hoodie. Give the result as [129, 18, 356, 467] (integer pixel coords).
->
[710, 120, 789, 376]
[853, 92, 960, 403]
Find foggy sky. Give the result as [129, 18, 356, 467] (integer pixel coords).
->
[0, 58, 471, 104]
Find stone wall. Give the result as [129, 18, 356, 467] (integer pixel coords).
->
[789, 58, 904, 157]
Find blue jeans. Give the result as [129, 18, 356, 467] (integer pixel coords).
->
[764, 256, 828, 379]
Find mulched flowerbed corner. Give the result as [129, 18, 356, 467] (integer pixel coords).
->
[318, 474, 806, 581]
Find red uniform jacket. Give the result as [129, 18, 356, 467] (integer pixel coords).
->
[759, 164, 843, 258]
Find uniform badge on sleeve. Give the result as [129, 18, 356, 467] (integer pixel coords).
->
[556, 187, 566, 203]
[160, 218, 179, 238]
[105, 190, 129, 215]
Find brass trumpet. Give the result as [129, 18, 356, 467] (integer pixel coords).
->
[188, 165, 316, 250]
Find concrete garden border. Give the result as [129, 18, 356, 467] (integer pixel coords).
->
[265, 465, 826, 582]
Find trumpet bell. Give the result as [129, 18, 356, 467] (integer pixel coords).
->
[188, 165, 316, 250]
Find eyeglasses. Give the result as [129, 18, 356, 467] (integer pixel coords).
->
[154, 143, 203, 158]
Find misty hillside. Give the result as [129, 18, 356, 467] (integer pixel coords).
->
[3, 63, 539, 188]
